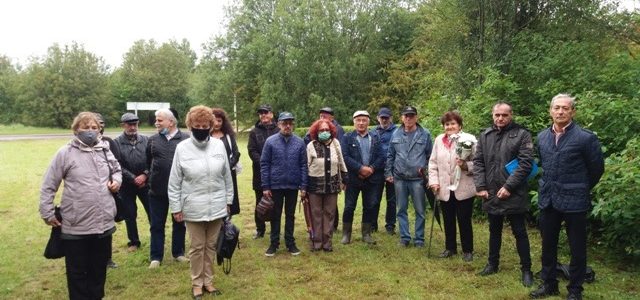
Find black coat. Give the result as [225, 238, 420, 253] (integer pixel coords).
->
[145, 130, 189, 196]
[341, 131, 386, 186]
[247, 121, 279, 190]
[114, 133, 149, 187]
[220, 133, 241, 215]
[473, 122, 534, 215]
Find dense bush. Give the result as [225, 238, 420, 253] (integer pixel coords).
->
[592, 138, 640, 258]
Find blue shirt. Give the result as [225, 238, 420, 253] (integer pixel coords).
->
[356, 132, 371, 165]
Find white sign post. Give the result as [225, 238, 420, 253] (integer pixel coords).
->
[126, 102, 171, 116]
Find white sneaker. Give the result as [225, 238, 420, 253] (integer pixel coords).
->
[174, 255, 189, 263]
[148, 260, 161, 269]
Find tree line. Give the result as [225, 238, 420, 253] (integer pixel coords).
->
[0, 0, 638, 258]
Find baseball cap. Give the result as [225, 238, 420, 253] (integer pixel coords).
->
[377, 107, 392, 117]
[401, 106, 417, 115]
[278, 112, 295, 121]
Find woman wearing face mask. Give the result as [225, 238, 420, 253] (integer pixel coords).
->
[427, 111, 477, 262]
[304, 119, 348, 252]
[168, 105, 233, 299]
[210, 108, 241, 216]
[40, 112, 122, 300]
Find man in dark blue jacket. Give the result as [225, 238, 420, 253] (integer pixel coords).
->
[530, 94, 604, 300]
[261, 112, 308, 257]
[341, 110, 385, 245]
[370, 107, 398, 235]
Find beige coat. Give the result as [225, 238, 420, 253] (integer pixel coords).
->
[428, 133, 476, 201]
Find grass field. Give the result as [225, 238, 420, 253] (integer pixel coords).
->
[0, 135, 638, 299]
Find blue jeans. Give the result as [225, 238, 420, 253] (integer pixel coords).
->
[148, 191, 186, 261]
[394, 178, 426, 244]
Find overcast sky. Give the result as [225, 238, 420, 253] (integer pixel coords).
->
[1, 0, 638, 69]
[1, 0, 230, 68]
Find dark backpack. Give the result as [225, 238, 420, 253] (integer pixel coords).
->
[216, 218, 240, 274]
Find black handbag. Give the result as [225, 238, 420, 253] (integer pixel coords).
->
[43, 206, 64, 259]
[255, 196, 274, 222]
[102, 149, 124, 222]
[216, 218, 240, 275]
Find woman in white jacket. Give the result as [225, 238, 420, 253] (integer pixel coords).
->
[428, 111, 477, 262]
[168, 105, 233, 299]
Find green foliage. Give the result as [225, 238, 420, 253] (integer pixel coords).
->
[575, 92, 640, 156]
[16, 43, 111, 127]
[0, 55, 19, 123]
[592, 138, 640, 258]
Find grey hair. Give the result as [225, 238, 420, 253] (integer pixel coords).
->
[492, 101, 513, 113]
[550, 93, 576, 109]
[155, 108, 177, 123]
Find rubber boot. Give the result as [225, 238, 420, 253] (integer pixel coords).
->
[362, 223, 377, 245]
[341, 222, 352, 244]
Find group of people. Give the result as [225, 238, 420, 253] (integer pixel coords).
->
[39, 106, 241, 299]
[39, 93, 604, 300]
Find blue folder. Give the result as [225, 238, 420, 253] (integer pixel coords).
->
[505, 159, 538, 181]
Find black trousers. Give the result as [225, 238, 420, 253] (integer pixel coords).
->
[63, 234, 112, 300]
[269, 189, 298, 248]
[539, 207, 587, 294]
[441, 193, 474, 253]
[254, 189, 266, 234]
[487, 213, 531, 271]
[120, 184, 150, 247]
[372, 180, 396, 231]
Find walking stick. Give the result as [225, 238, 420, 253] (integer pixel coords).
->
[427, 197, 439, 257]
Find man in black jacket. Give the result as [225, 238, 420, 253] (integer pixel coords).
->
[114, 113, 150, 252]
[473, 102, 534, 287]
[247, 104, 280, 239]
[145, 108, 189, 269]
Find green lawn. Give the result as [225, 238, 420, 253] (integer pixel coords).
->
[0, 135, 637, 299]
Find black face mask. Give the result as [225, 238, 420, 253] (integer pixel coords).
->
[191, 128, 211, 141]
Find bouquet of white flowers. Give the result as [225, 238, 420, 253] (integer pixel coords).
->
[447, 132, 477, 191]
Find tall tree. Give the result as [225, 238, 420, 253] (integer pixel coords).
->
[17, 43, 110, 127]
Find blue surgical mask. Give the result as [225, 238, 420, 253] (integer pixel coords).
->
[318, 131, 331, 142]
[159, 127, 169, 135]
[77, 131, 98, 146]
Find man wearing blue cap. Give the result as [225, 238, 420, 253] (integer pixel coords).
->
[260, 112, 308, 256]
[370, 107, 398, 235]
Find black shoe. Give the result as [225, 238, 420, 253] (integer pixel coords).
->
[462, 252, 473, 262]
[385, 227, 395, 235]
[107, 259, 118, 269]
[529, 283, 560, 299]
[288, 244, 301, 256]
[323, 247, 333, 252]
[522, 270, 534, 287]
[478, 264, 499, 276]
[253, 231, 264, 239]
[566, 292, 582, 300]
[265, 245, 277, 257]
[438, 249, 457, 258]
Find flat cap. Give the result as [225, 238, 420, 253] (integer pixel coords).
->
[352, 110, 370, 119]
[278, 112, 295, 121]
[121, 113, 139, 123]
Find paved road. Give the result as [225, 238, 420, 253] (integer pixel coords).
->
[0, 131, 158, 141]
